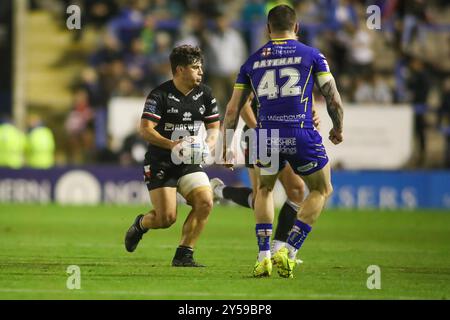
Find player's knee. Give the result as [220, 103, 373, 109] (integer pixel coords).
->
[192, 197, 213, 214]
[323, 184, 333, 199]
[258, 182, 274, 194]
[160, 213, 177, 228]
[286, 183, 305, 203]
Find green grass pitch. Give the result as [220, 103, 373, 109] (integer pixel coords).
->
[0, 204, 449, 300]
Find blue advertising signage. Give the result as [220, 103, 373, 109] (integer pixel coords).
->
[0, 167, 449, 209]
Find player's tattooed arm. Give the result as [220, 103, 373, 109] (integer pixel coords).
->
[318, 77, 343, 131]
[316, 74, 344, 145]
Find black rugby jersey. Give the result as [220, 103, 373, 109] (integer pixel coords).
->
[141, 80, 220, 159]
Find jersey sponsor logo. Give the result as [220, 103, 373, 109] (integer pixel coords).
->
[164, 123, 175, 131]
[297, 161, 318, 173]
[192, 91, 204, 101]
[199, 105, 205, 115]
[253, 57, 302, 70]
[261, 114, 306, 122]
[165, 122, 203, 132]
[168, 93, 180, 102]
[183, 112, 192, 121]
[167, 107, 178, 114]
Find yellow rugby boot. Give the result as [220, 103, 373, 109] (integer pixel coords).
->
[253, 257, 272, 277]
[272, 247, 296, 278]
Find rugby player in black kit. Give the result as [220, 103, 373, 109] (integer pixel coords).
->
[125, 45, 220, 267]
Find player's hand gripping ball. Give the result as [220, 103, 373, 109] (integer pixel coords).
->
[179, 136, 210, 164]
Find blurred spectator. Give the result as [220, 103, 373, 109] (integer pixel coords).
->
[89, 33, 123, 71]
[65, 89, 95, 164]
[112, 77, 141, 97]
[438, 77, 450, 168]
[119, 122, 147, 166]
[372, 73, 394, 104]
[107, 0, 146, 48]
[124, 38, 151, 91]
[148, 31, 173, 88]
[148, 0, 183, 20]
[203, 11, 247, 118]
[25, 114, 55, 169]
[353, 75, 373, 103]
[174, 11, 205, 48]
[84, 0, 120, 28]
[241, 0, 266, 52]
[79, 68, 110, 149]
[400, 0, 432, 53]
[0, 117, 25, 169]
[354, 73, 393, 104]
[348, 20, 374, 78]
[140, 13, 158, 54]
[407, 57, 431, 166]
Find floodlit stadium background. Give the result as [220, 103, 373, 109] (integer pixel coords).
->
[1, 0, 449, 208]
[1, 0, 450, 301]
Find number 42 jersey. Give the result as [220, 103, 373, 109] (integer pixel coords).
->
[235, 38, 330, 129]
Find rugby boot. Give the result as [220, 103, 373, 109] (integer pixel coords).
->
[253, 257, 272, 277]
[125, 214, 147, 252]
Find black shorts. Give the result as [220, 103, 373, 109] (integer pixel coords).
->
[143, 158, 204, 191]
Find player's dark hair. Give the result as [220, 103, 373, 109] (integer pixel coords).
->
[267, 5, 297, 32]
[169, 45, 203, 75]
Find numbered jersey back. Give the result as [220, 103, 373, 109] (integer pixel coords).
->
[235, 39, 330, 129]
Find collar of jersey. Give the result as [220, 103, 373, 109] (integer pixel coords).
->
[270, 38, 296, 41]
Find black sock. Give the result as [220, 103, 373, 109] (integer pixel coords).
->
[274, 201, 298, 241]
[174, 245, 194, 260]
[223, 186, 253, 208]
[137, 216, 148, 233]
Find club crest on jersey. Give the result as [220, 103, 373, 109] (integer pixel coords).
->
[199, 105, 205, 115]
[261, 47, 272, 57]
[168, 93, 180, 102]
[167, 107, 178, 114]
[183, 112, 192, 121]
[192, 91, 204, 101]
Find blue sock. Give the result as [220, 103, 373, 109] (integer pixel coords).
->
[255, 223, 272, 252]
[286, 219, 312, 251]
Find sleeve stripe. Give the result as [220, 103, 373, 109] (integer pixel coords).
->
[234, 83, 249, 89]
[315, 71, 331, 77]
[205, 114, 220, 119]
[142, 112, 161, 120]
